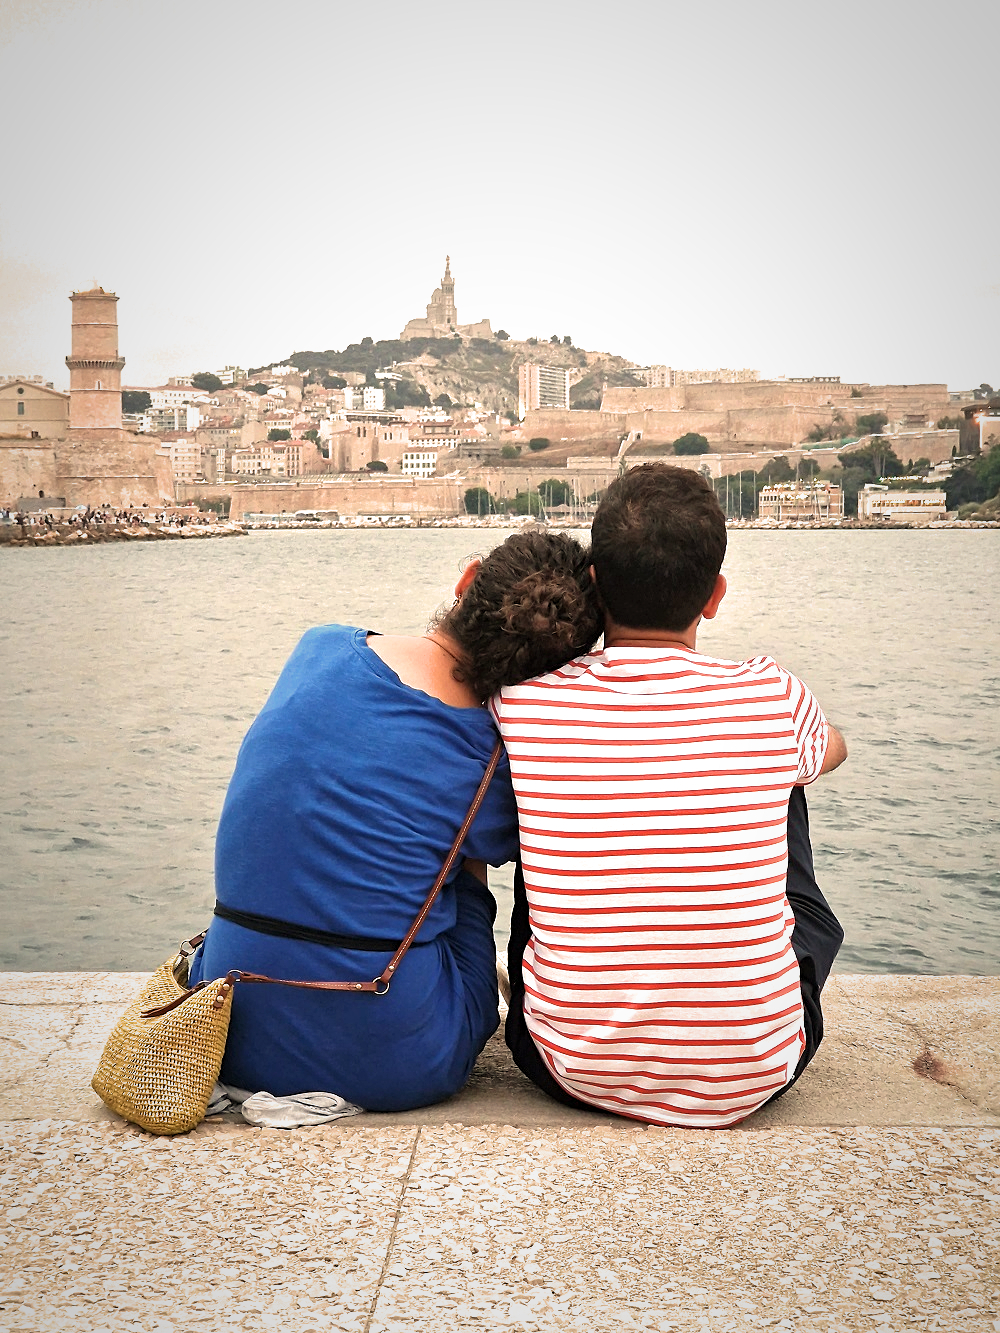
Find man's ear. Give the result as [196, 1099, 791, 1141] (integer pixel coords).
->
[588, 564, 606, 610]
[701, 573, 727, 621]
[454, 559, 481, 600]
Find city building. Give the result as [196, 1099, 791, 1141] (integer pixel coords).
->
[400, 448, 438, 478]
[160, 434, 203, 485]
[0, 378, 69, 438]
[363, 386, 386, 411]
[758, 482, 844, 522]
[643, 366, 760, 388]
[142, 405, 202, 434]
[857, 484, 948, 524]
[518, 363, 571, 418]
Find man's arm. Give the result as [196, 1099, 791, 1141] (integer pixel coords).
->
[819, 723, 848, 775]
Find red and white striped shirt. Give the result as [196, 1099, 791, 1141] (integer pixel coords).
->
[491, 646, 831, 1128]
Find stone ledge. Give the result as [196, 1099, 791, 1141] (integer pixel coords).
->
[1, 973, 997, 1128]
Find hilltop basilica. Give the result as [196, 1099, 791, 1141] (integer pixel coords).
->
[400, 257, 492, 342]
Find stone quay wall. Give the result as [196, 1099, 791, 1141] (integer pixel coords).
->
[228, 476, 466, 521]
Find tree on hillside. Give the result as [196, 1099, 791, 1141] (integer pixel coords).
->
[528, 437, 550, 451]
[562, 335, 572, 346]
[464, 486, 495, 515]
[192, 371, 223, 392]
[433, 393, 454, 410]
[122, 390, 151, 414]
[501, 444, 521, 459]
[839, 439, 903, 480]
[673, 432, 710, 455]
[856, 411, 889, 436]
[945, 447, 1000, 508]
[495, 329, 510, 341]
[365, 460, 388, 472]
[509, 489, 544, 516]
[323, 375, 348, 389]
[838, 467, 869, 516]
[360, 337, 374, 348]
[799, 457, 820, 479]
[304, 429, 319, 443]
[385, 379, 431, 409]
[538, 478, 574, 507]
[248, 383, 270, 395]
[267, 428, 291, 441]
[756, 456, 795, 485]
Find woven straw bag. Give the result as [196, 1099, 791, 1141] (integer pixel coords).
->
[91, 950, 234, 1135]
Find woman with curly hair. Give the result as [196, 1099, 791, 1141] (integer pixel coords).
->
[189, 530, 601, 1112]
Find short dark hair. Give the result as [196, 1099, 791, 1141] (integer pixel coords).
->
[590, 464, 726, 631]
[439, 529, 602, 699]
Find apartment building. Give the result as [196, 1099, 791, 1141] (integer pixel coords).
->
[518, 363, 570, 418]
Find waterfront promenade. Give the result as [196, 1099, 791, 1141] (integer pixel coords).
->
[1, 973, 997, 1331]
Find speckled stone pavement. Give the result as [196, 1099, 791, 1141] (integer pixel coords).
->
[1, 973, 998, 1332]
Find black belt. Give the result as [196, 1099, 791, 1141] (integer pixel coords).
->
[213, 902, 405, 953]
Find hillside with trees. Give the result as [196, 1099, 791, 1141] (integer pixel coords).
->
[257, 334, 641, 419]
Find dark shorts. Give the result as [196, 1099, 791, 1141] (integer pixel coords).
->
[504, 785, 844, 1114]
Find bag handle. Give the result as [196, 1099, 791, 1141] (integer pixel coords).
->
[143, 741, 503, 1015]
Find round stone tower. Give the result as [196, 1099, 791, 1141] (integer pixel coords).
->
[65, 286, 125, 431]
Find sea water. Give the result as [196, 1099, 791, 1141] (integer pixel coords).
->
[1, 527, 997, 973]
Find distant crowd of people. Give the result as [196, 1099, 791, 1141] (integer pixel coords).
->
[1, 503, 221, 534]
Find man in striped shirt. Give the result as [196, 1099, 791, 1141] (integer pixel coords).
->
[492, 464, 848, 1127]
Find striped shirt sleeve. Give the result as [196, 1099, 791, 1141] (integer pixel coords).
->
[777, 665, 830, 784]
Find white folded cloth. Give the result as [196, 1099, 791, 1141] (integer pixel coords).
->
[240, 1090, 363, 1128]
[205, 1083, 362, 1127]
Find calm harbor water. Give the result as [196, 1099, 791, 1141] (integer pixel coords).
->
[1, 528, 997, 974]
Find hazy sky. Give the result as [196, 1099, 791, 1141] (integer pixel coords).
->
[2, 0, 997, 390]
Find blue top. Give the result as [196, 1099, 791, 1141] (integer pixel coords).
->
[191, 625, 518, 1110]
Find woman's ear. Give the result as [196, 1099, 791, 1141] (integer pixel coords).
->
[454, 559, 481, 600]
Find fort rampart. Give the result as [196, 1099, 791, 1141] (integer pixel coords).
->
[228, 476, 466, 521]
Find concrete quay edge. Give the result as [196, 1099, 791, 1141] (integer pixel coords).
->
[1, 971, 997, 1130]
[1, 974, 998, 1332]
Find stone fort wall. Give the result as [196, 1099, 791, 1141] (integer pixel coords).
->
[228, 476, 466, 521]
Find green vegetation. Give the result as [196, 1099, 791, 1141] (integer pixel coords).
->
[833, 440, 904, 514]
[304, 429, 319, 443]
[537, 478, 574, 507]
[495, 329, 510, 341]
[122, 390, 151, 414]
[508, 490, 544, 516]
[365, 460, 388, 472]
[501, 444, 521, 459]
[528, 437, 550, 452]
[937, 416, 964, 430]
[191, 372, 223, 392]
[464, 486, 495, 515]
[804, 412, 851, 443]
[384, 378, 431, 409]
[433, 393, 454, 410]
[673, 432, 710, 455]
[945, 447, 1000, 509]
[267, 428, 291, 441]
[856, 411, 889, 436]
[247, 383, 270, 395]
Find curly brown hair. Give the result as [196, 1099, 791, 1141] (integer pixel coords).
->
[436, 529, 602, 700]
